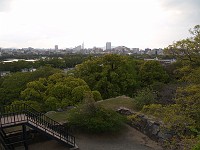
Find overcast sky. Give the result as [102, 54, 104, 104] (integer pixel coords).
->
[0, 0, 199, 49]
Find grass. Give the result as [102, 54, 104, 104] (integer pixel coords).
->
[96, 96, 135, 110]
[46, 96, 135, 123]
[46, 111, 69, 123]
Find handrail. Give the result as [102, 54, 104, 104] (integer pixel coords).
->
[0, 103, 75, 147]
[0, 129, 14, 150]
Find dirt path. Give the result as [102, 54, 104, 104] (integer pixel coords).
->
[75, 125, 163, 150]
[16, 125, 163, 150]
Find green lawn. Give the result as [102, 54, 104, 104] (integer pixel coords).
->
[46, 96, 135, 123]
[46, 111, 69, 123]
[96, 96, 135, 110]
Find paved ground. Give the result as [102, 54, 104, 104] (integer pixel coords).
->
[16, 125, 163, 150]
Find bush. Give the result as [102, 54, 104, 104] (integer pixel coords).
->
[142, 104, 163, 117]
[67, 104, 125, 133]
[192, 140, 200, 150]
[92, 90, 102, 101]
[134, 88, 157, 110]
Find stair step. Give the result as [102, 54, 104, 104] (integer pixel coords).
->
[0, 103, 77, 148]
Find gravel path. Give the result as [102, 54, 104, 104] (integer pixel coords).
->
[16, 125, 163, 150]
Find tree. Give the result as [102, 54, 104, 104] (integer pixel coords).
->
[139, 60, 169, 86]
[1, 72, 32, 104]
[10, 100, 42, 112]
[164, 25, 200, 65]
[74, 54, 138, 99]
[20, 78, 47, 102]
[176, 83, 200, 129]
[20, 74, 102, 111]
[92, 90, 102, 101]
[71, 85, 91, 103]
[45, 97, 60, 111]
[0, 66, 61, 105]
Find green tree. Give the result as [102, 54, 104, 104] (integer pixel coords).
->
[164, 25, 200, 65]
[1, 72, 32, 104]
[45, 97, 60, 111]
[20, 78, 47, 102]
[0, 66, 60, 105]
[176, 84, 200, 129]
[10, 100, 42, 112]
[20, 74, 102, 110]
[71, 85, 91, 103]
[74, 54, 138, 99]
[92, 90, 102, 101]
[139, 60, 169, 86]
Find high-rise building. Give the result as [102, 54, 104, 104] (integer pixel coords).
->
[82, 42, 84, 49]
[55, 45, 58, 50]
[106, 42, 111, 50]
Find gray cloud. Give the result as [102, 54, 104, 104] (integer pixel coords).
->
[161, 0, 200, 9]
[161, 0, 200, 24]
[0, 0, 13, 12]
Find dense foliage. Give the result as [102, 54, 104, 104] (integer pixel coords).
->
[68, 93, 125, 133]
[134, 88, 157, 110]
[140, 25, 200, 149]
[0, 66, 61, 105]
[74, 54, 139, 99]
[20, 74, 102, 111]
[139, 60, 169, 86]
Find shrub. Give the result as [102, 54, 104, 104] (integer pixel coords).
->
[192, 140, 200, 150]
[134, 88, 157, 110]
[92, 90, 102, 101]
[67, 104, 125, 133]
[142, 104, 163, 117]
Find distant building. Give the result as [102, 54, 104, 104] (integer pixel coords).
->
[55, 45, 58, 50]
[144, 48, 151, 54]
[144, 57, 176, 65]
[131, 48, 140, 54]
[106, 42, 111, 50]
[113, 46, 130, 54]
[73, 45, 82, 53]
[147, 48, 163, 55]
[82, 42, 84, 49]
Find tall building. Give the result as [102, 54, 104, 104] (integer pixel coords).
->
[82, 42, 84, 49]
[55, 45, 58, 50]
[106, 42, 111, 50]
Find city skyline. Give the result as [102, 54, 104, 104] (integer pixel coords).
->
[0, 0, 200, 49]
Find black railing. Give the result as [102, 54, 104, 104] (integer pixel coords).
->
[0, 128, 15, 150]
[0, 103, 75, 147]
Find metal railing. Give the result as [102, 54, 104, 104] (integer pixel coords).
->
[0, 103, 75, 147]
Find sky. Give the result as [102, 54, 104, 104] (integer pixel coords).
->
[0, 0, 200, 49]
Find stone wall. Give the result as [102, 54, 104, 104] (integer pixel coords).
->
[117, 107, 176, 143]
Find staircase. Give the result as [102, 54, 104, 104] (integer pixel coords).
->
[0, 103, 77, 149]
